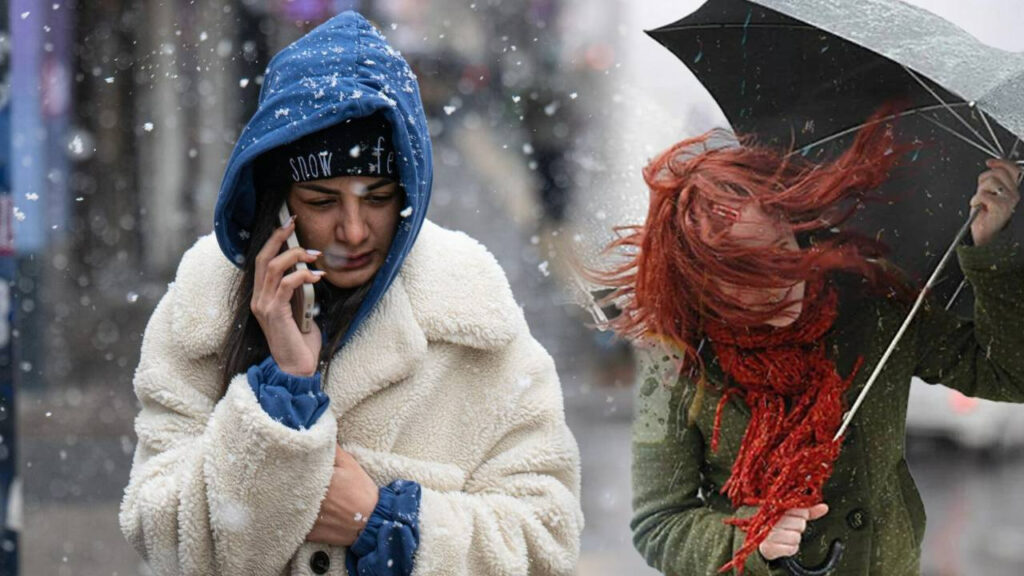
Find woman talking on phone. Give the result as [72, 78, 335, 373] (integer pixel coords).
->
[120, 12, 582, 576]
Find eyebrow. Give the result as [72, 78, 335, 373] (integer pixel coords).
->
[297, 179, 395, 195]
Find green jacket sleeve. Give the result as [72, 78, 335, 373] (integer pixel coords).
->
[630, 349, 782, 576]
[913, 232, 1024, 401]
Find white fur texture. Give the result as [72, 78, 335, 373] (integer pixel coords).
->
[120, 221, 583, 575]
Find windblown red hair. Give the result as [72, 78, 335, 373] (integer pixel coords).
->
[595, 108, 917, 368]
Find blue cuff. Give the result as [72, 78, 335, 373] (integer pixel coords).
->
[346, 480, 422, 576]
[246, 356, 329, 430]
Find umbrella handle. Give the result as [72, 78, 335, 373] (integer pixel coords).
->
[779, 539, 845, 576]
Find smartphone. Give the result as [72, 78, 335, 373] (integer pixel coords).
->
[278, 202, 317, 333]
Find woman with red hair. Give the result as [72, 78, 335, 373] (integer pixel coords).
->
[601, 114, 1024, 575]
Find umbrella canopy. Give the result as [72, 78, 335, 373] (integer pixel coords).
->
[648, 0, 1024, 303]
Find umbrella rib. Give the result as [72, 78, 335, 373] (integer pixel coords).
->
[945, 279, 968, 311]
[920, 115, 1001, 158]
[790, 103, 995, 157]
[654, 23, 816, 32]
[1010, 137, 1021, 160]
[902, 65, 1003, 157]
[978, 110, 1006, 157]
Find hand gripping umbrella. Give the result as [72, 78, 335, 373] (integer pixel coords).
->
[649, 0, 1024, 574]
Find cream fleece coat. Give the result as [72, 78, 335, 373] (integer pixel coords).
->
[120, 220, 583, 575]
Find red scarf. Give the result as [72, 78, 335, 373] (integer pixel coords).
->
[704, 275, 862, 574]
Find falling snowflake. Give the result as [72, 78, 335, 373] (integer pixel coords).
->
[538, 261, 550, 277]
[239, 78, 250, 88]
[512, 95, 521, 103]
[275, 108, 290, 119]
[24, 193, 38, 201]
[126, 292, 139, 304]
[400, 206, 413, 218]
[443, 105, 457, 116]
[143, 122, 154, 132]
[20, 12, 29, 19]
[12, 208, 25, 222]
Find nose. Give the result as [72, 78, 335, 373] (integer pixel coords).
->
[336, 196, 369, 246]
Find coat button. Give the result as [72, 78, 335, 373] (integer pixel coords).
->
[309, 550, 331, 574]
[847, 508, 867, 530]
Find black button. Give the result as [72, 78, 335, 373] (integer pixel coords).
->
[847, 508, 867, 530]
[310, 550, 331, 574]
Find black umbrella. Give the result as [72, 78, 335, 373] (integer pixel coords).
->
[648, 1, 1024, 574]
[648, 0, 1023, 301]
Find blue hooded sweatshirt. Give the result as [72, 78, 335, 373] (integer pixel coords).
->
[213, 12, 428, 575]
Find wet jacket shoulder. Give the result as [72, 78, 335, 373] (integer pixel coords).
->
[120, 220, 583, 576]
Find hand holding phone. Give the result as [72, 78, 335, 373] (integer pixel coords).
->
[278, 203, 317, 333]
[249, 204, 324, 376]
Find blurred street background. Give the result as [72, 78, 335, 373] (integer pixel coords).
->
[7, 0, 1024, 575]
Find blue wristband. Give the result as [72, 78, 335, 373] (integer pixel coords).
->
[346, 480, 421, 575]
[247, 356, 329, 430]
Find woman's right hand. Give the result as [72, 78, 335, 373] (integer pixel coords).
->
[758, 503, 829, 561]
[251, 215, 325, 376]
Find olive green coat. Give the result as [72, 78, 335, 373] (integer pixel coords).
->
[631, 235, 1024, 576]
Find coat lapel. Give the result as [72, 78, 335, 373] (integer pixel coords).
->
[319, 220, 521, 415]
[321, 274, 428, 416]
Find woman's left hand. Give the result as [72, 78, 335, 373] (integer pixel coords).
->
[306, 445, 380, 547]
[971, 158, 1021, 247]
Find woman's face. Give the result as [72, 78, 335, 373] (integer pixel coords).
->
[288, 175, 403, 289]
[700, 198, 797, 251]
[699, 197, 802, 308]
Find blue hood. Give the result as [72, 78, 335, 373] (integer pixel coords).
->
[214, 11, 432, 345]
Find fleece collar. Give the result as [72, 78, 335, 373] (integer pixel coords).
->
[170, 221, 521, 366]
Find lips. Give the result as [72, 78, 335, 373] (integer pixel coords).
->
[323, 251, 373, 271]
